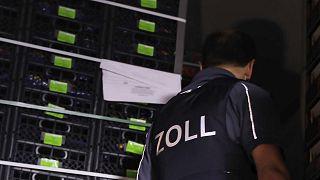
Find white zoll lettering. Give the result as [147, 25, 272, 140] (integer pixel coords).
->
[200, 116, 216, 137]
[165, 125, 182, 147]
[155, 116, 216, 156]
[155, 131, 165, 156]
[185, 120, 198, 141]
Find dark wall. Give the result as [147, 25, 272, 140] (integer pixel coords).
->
[185, 0, 305, 179]
[184, 0, 202, 52]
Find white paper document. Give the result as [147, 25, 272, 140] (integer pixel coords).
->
[100, 60, 181, 104]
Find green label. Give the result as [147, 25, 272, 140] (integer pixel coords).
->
[129, 118, 146, 132]
[126, 169, 138, 178]
[43, 132, 64, 147]
[140, 0, 157, 9]
[49, 80, 68, 94]
[53, 55, 72, 69]
[58, 6, 76, 19]
[45, 103, 65, 119]
[125, 141, 144, 155]
[39, 158, 60, 168]
[57, 31, 76, 44]
[138, 19, 156, 33]
[137, 43, 154, 57]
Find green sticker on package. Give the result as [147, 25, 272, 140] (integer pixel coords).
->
[58, 6, 76, 19]
[43, 132, 64, 147]
[125, 141, 144, 155]
[126, 169, 138, 178]
[140, 0, 157, 9]
[138, 19, 156, 33]
[137, 43, 154, 57]
[129, 118, 146, 132]
[49, 80, 68, 94]
[45, 103, 65, 119]
[57, 30, 76, 44]
[53, 55, 73, 69]
[39, 158, 60, 168]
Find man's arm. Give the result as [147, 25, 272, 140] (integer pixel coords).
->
[252, 144, 290, 180]
[136, 127, 155, 180]
[228, 82, 291, 180]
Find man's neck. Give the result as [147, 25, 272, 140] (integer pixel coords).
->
[215, 65, 246, 80]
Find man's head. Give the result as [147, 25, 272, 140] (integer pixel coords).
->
[202, 30, 256, 80]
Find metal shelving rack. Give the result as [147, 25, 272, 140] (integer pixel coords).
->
[0, 0, 188, 179]
[305, 0, 320, 179]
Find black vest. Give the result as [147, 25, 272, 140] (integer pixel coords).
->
[150, 77, 257, 180]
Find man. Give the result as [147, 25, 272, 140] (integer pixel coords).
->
[137, 30, 290, 180]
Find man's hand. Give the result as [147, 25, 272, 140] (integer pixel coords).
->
[252, 144, 290, 180]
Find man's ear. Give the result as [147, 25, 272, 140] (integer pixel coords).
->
[245, 59, 255, 80]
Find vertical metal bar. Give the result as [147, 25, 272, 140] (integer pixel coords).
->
[3, 0, 30, 178]
[174, 0, 188, 74]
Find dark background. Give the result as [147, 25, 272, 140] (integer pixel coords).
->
[184, 0, 305, 179]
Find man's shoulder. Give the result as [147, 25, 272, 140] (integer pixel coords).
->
[230, 81, 271, 99]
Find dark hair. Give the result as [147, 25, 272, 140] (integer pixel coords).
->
[202, 30, 256, 67]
